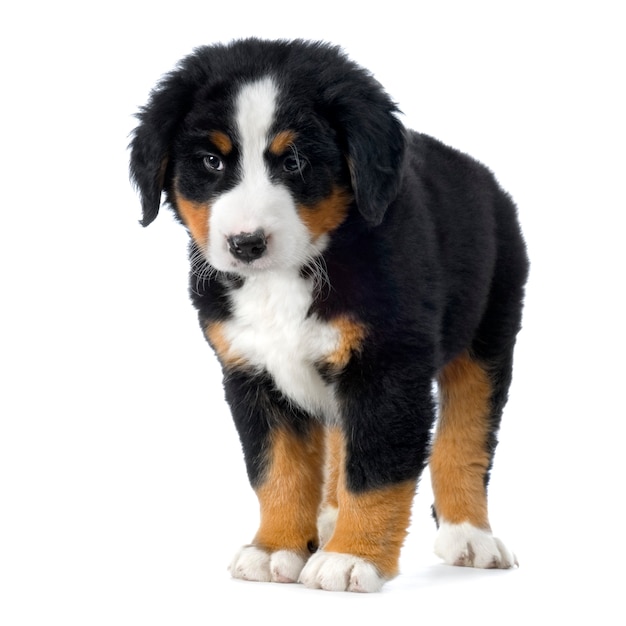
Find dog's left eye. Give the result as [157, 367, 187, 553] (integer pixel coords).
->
[283, 154, 306, 174]
[203, 154, 225, 172]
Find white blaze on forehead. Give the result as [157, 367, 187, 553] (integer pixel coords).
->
[206, 75, 323, 273]
[235, 76, 278, 180]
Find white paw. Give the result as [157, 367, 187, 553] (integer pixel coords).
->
[317, 505, 338, 548]
[229, 545, 271, 582]
[299, 551, 385, 592]
[270, 550, 307, 583]
[228, 545, 306, 583]
[434, 521, 518, 569]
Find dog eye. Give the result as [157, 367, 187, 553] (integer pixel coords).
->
[203, 154, 224, 172]
[283, 154, 306, 174]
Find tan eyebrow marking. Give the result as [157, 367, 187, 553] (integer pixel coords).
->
[269, 130, 297, 155]
[209, 131, 233, 155]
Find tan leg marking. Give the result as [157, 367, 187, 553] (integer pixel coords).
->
[430, 351, 492, 529]
[323, 428, 416, 578]
[321, 427, 342, 511]
[253, 425, 325, 557]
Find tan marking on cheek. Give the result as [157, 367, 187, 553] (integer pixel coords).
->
[322, 428, 415, 579]
[298, 187, 352, 239]
[269, 130, 297, 155]
[174, 189, 211, 249]
[429, 351, 493, 529]
[209, 130, 233, 155]
[253, 425, 325, 556]
[325, 316, 367, 370]
[204, 321, 247, 369]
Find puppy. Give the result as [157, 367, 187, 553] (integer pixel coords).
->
[129, 38, 528, 592]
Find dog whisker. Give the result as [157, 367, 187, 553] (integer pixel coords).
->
[308, 254, 332, 301]
[189, 246, 216, 295]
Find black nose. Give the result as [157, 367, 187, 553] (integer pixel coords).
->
[227, 230, 267, 263]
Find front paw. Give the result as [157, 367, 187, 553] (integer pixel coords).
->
[299, 551, 386, 592]
[229, 545, 306, 583]
[434, 521, 518, 569]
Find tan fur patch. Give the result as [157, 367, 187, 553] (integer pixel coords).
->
[269, 130, 297, 155]
[209, 130, 233, 155]
[321, 427, 342, 510]
[429, 351, 493, 529]
[324, 316, 367, 371]
[322, 428, 416, 578]
[174, 186, 210, 249]
[298, 187, 352, 239]
[253, 425, 325, 556]
[204, 321, 247, 369]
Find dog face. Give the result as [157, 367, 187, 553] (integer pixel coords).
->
[129, 39, 406, 276]
[172, 75, 352, 275]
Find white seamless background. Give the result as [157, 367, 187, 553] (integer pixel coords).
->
[1, 2, 623, 624]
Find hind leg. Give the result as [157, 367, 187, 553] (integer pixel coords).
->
[429, 350, 517, 568]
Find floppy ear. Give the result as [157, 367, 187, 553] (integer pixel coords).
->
[129, 69, 197, 227]
[329, 72, 406, 226]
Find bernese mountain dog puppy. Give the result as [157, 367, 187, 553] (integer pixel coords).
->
[129, 38, 529, 592]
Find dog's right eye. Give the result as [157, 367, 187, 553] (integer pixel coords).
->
[203, 154, 225, 172]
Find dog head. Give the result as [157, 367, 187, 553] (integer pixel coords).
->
[129, 39, 406, 274]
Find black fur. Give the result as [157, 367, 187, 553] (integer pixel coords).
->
[129, 37, 528, 497]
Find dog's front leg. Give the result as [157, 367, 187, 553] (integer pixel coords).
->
[300, 363, 434, 592]
[301, 426, 417, 592]
[224, 371, 324, 584]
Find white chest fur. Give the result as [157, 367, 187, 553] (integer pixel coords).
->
[222, 270, 340, 419]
